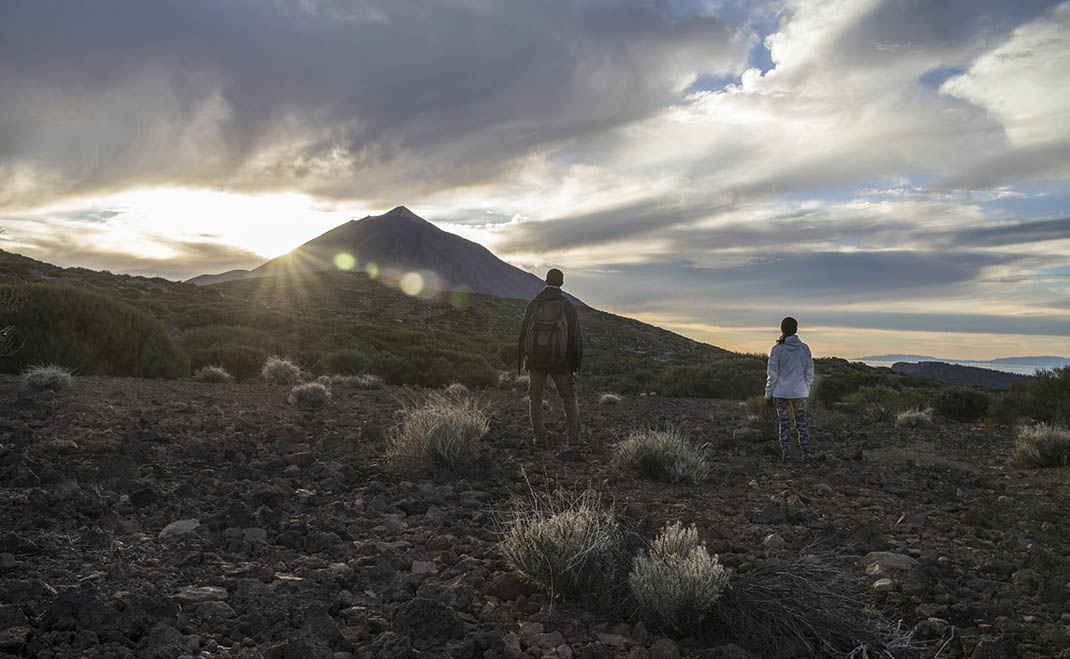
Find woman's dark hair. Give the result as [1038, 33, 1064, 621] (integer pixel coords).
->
[776, 316, 798, 344]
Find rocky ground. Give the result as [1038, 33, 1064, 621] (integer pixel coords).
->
[1, 374, 1068, 659]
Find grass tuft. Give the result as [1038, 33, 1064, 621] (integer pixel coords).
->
[331, 373, 385, 389]
[499, 487, 627, 597]
[600, 393, 622, 405]
[713, 558, 891, 658]
[894, 407, 932, 428]
[612, 426, 709, 483]
[289, 382, 331, 407]
[262, 355, 302, 385]
[193, 365, 234, 383]
[21, 364, 73, 391]
[387, 392, 489, 469]
[445, 383, 470, 395]
[1014, 423, 1070, 468]
[629, 521, 729, 632]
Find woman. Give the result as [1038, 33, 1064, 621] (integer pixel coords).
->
[764, 317, 815, 461]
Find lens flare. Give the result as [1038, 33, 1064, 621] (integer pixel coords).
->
[333, 252, 357, 270]
[450, 285, 470, 310]
[400, 272, 424, 296]
[366, 263, 380, 279]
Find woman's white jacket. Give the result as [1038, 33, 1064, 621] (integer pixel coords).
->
[765, 335, 814, 399]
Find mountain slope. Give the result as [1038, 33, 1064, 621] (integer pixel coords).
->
[189, 206, 570, 303]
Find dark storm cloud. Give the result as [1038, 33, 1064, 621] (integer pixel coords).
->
[933, 217, 1070, 248]
[0, 0, 741, 209]
[569, 250, 1012, 306]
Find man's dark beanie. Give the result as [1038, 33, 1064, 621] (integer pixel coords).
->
[546, 268, 564, 286]
[781, 316, 798, 336]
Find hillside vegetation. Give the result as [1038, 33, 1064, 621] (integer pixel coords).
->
[2, 248, 1065, 424]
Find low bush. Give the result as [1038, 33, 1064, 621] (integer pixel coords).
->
[499, 488, 627, 596]
[629, 522, 728, 632]
[262, 356, 302, 385]
[320, 349, 373, 375]
[894, 407, 932, 428]
[989, 367, 1070, 426]
[289, 382, 331, 407]
[445, 383, 470, 395]
[188, 344, 266, 380]
[655, 357, 766, 400]
[932, 387, 989, 422]
[844, 385, 927, 416]
[0, 283, 189, 378]
[193, 365, 233, 383]
[1014, 423, 1070, 468]
[387, 392, 490, 469]
[21, 364, 73, 391]
[612, 427, 709, 484]
[600, 393, 622, 405]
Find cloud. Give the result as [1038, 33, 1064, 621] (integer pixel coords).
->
[0, 0, 745, 210]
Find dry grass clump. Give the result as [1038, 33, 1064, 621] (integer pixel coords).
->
[21, 364, 73, 391]
[497, 371, 530, 389]
[289, 382, 331, 407]
[446, 383, 470, 395]
[193, 365, 233, 383]
[894, 407, 932, 428]
[600, 393, 622, 405]
[331, 373, 385, 389]
[262, 356, 301, 385]
[1015, 423, 1070, 468]
[713, 558, 890, 658]
[629, 522, 728, 632]
[387, 392, 490, 469]
[612, 426, 709, 484]
[499, 488, 627, 597]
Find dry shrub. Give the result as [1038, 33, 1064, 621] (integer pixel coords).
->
[499, 487, 627, 597]
[446, 383, 470, 395]
[1015, 423, 1070, 468]
[498, 371, 530, 389]
[894, 407, 932, 428]
[629, 522, 729, 632]
[262, 355, 301, 385]
[331, 373, 385, 389]
[612, 426, 709, 484]
[387, 392, 489, 469]
[600, 393, 622, 405]
[289, 382, 330, 407]
[193, 365, 233, 383]
[713, 558, 891, 658]
[22, 364, 73, 391]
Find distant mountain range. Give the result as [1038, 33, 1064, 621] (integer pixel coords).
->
[889, 362, 1031, 390]
[858, 354, 1070, 368]
[189, 206, 578, 304]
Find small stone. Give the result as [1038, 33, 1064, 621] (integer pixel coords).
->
[873, 578, 894, 592]
[862, 551, 918, 574]
[815, 483, 834, 496]
[174, 586, 228, 603]
[762, 533, 786, 552]
[596, 633, 631, 649]
[1011, 569, 1039, 589]
[535, 631, 566, 649]
[411, 561, 438, 576]
[0, 626, 30, 652]
[649, 637, 681, 659]
[242, 527, 267, 542]
[192, 601, 236, 619]
[0, 553, 19, 571]
[284, 451, 316, 467]
[158, 519, 200, 539]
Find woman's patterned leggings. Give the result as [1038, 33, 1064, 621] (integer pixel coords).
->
[775, 398, 811, 459]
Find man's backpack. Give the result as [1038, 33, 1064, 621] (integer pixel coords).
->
[523, 299, 569, 371]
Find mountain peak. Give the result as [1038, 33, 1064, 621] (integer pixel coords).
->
[384, 205, 420, 219]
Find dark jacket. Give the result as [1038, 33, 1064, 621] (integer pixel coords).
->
[518, 286, 583, 374]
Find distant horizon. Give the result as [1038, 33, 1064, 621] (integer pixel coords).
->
[2, 1, 1068, 360]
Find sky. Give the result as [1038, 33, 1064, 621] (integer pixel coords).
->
[1, 0, 1068, 359]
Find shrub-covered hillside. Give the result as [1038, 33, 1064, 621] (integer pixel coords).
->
[0, 249, 728, 392]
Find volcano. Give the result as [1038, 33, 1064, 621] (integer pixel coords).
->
[189, 206, 576, 303]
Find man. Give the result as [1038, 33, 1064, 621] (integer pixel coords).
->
[518, 268, 583, 446]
